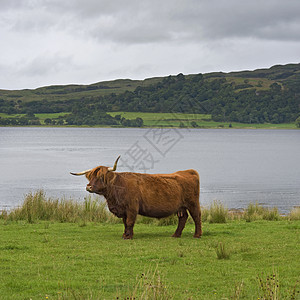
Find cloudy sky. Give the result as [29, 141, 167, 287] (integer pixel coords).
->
[1, 0, 300, 90]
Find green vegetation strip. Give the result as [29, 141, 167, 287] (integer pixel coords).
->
[0, 192, 299, 299]
[0, 111, 298, 128]
[107, 112, 297, 129]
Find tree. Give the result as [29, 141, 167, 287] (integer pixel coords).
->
[176, 73, 185, 81]
[44, 118, 52, 125]
[114, 114, 121, 121]
[295, 116, 300, 128]
[270, 82, 282, 93]
[18, 117, 29, 125]
[134, 117, 144, 127]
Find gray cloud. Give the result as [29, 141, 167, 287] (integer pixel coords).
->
[5, 0, 300, 42]
[0, 0, 299, 89]
[17, 53, 75, 77]
[49, 0, 300, 43]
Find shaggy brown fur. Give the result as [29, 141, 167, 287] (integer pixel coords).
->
[78, 165, 202, 239]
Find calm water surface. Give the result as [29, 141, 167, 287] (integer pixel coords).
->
[0, 127, 299, 213]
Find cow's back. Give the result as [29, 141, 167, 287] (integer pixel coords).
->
[114, 170, 199, 218]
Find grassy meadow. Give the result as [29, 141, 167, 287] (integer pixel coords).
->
[0, 192, 300, 299]
[0, 78, 164, 103]
[107, 112, 297, 129]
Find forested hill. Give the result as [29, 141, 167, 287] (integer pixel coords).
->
[1, 63, 300, 124]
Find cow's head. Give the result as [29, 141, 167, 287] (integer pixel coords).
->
[70, 155, 120, 195]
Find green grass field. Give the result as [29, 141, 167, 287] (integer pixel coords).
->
[108, 111, 211, 127]
[0, 220, 299, 299]
[0, 113, 25, 119]
[0, 192, 299, 299]
[108, 112, 297, 129]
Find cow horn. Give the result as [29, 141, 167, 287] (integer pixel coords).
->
[108, 155, 121, 171]
[70, 169, 92, 176]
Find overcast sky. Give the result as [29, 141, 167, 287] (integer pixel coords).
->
[1, 0, 300, 90]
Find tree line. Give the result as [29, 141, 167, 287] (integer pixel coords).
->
[0, 111, 144, 127]
[0, 66, 299, 125]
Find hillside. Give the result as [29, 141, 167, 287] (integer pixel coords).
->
[0, 63, 299, 125]
[0, 77, 164, 103]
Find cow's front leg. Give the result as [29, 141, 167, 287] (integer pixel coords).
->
[122, 216, 128, 239]
[122, 210, 137, 240]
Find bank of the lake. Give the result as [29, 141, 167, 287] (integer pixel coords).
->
[0, 111, 298, 129]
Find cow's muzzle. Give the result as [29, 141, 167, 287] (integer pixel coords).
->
[86, 185, 93, 193]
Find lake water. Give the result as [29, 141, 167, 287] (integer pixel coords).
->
[0, 127, 299, 213]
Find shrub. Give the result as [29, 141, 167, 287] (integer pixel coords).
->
[289, 207, 300, 220]
[245, 202, 264, 222]
[207, 200, 228, 223]
[157, 214, 178, 226]
[201, 206, 210, 222]
[245, 202, 280, 222]
[3, 191, 297, 225]
[262, 207, 280, 221]
[5, 190, 117, 224]
[137, 215, 156, 224]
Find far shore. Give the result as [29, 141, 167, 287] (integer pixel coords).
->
[1, 111, 298, 129]
[0, 123, 298, 129]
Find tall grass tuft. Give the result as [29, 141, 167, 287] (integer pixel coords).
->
[245, 202, 280, 222]
[257, 271, 280, 300]
[289, 280, 300, 300]
[128, 267, 172, 299]
[5, 190, 118, 224]
[289, 207, 300, 220]
[0, 210, 8, 220]
[232, 281, 244, 300]
[206, 200, 228, 223]
[215, 241, 230, 259]
[137, 214, 182, 226]
[262, 207, 280, 221]
[157, 214, 179, 226]
[2, 191, 298, 225]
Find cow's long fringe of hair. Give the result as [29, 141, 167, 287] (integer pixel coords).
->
[105, 173, 126, 207]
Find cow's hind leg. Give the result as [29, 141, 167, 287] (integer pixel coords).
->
[122, 216, 128, 239]
[188, 203, 202, 238]
[172, 208, 188, 238]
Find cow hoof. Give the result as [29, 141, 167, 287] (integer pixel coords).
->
[122, 234, 133, 240]
[193, 234, 202, 238]
[171, 234, 181, 238]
